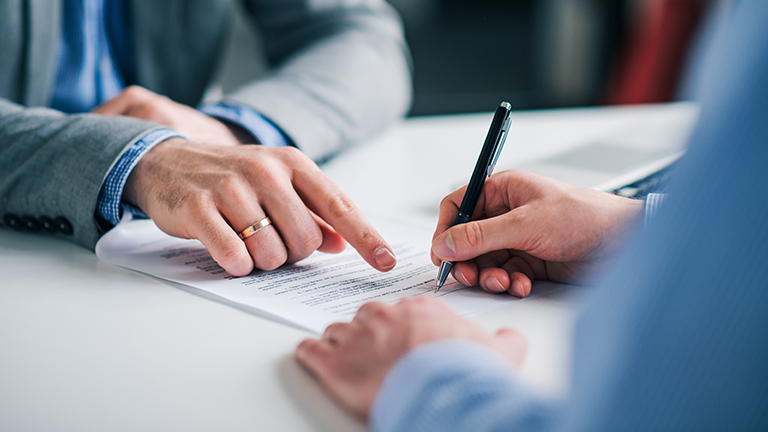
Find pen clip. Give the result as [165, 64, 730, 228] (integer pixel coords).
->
[487, 115, 511, 177]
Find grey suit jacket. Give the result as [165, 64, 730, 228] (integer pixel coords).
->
[0, 0, 412, 249]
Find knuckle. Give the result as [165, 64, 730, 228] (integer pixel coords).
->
[438, 197, 453, 214]
[295, 228, 323, 256]
[123, 85, 146, 99]
[220, 240, 247, 262]
[278, 146, 305, 163]
[400, 296, 429, 313]
[260, 248, 287, 271]
[463, 221, 484, 249]
[184, 194, 215, 217]
[360, 301, 386, 318]
[439, 195, 454, 209]
[327, 192, 358, 220]
[371, 303, 393, 321]
[246, 160, 283, 189]
[134, 102, 161, 119]
[296, 339, 309, 352]
[241, 156, 270, 177]
[259, 168, 283, 189]
[352, 227, 378, 248]
[397, 297, 416, 311]
[358, 301, 378, 315]
[295, 340, 313, 359]
[214, 238, 249, 270]
[438, 194, 460, 219]
[217, 174, 245, 198]
[399, 297, 416, 306]
[323, 322, 342, 338]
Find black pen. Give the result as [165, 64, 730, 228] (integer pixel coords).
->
[435, 102, 512, 292]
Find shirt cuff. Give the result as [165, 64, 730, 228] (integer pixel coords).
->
[199, 102, 292, 148]
[644, 193, 667, 227]
[96, 128, 186, 227]
[371, 339, 554, 432]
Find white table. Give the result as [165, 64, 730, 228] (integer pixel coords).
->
[0, 104, 696, 431]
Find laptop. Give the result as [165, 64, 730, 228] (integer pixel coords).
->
[494, 103, 699, 197]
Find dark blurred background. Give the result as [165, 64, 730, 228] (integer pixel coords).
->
[215, 0, 714, 117]
[388, 0, 712, 116]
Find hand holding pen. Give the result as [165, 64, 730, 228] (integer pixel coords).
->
[434, 102, 512, 292]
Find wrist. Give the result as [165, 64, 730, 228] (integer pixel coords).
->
[97, 129, 185, 227]
[597, 193, 645, 256]
[124, 137, 188, 212]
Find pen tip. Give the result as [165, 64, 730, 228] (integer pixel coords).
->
[434, 278, 444, 294]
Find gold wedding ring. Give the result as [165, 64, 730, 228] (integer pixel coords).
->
[238, 217, 272, 240]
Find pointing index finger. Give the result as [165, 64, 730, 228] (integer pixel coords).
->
[292, 164, 396, 272]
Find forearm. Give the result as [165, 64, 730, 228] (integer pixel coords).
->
[231, 0, 412, 161]
[372, 340, 559, 432]
[0, 98, 162, 248]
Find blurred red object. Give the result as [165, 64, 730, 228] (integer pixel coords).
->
[604, 0, 708, 105]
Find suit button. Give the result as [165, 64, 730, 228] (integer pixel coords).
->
[54, 217, 73, 235]
[21, 216, 40, 232]
[3, 213, 22, 230]
[39, 216, 57, 233]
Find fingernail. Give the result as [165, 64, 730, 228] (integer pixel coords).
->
[512, 280, 525, 297]
[486, 276, 505, 292]
[432, 232, 456, 259]
[374, 247, 396, 270]
[455, 268, 468, 285]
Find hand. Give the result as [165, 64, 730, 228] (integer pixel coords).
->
[93, 86, 246, 146]
[123, 138, 397, 276]
[431, 170, 643, 297]
[294, 297, 527, 418]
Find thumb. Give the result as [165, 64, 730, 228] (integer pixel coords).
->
[431, 212, 528, 262]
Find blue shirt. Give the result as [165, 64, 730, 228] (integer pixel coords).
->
[372, 0, 768, 430]
[51, 0, 290, 226]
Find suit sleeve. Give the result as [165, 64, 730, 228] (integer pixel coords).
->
[228, 0, 412, 162]
[0, 97, 162, 249]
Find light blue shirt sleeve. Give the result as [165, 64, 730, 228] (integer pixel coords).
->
[96, 128, 185, 226]
[372, 340, 558, 432]
[199, 102, 292, 148]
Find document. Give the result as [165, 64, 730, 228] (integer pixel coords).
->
[96, 217, 564, 333]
